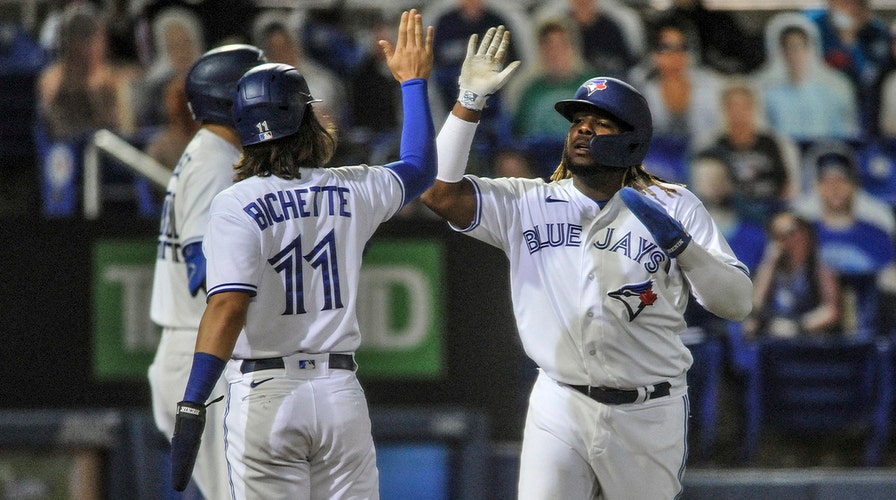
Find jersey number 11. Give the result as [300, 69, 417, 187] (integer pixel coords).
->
[268, 229, 344, 315]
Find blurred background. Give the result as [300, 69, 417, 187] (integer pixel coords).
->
[2, 0, 896, 498]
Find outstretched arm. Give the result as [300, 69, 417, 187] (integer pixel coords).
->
[379, 9, 437, 204]
[420, 26, 520, 229]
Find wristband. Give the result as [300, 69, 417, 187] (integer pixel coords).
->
[457, 88, 489, 111]
[183, 352, 227, 403]
[436, 113, 479, 182]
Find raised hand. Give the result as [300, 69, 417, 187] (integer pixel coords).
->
[379, 9, 434, 84]
[457, 25, 522, 111]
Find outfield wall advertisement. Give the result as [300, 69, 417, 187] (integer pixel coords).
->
[92, 238, 445, 381]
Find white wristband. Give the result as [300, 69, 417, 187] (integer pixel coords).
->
[436, 113, 479, 183]
[457, 88, 489, 111]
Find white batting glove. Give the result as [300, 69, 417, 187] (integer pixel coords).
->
[457, 25, 521, 111]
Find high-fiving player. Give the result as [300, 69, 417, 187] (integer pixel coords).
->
[421, 26, 753, 499]
[170, 9, 436, 498]
[148, 43, 266, 499]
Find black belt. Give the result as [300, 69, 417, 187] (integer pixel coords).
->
[568, 381, 671, 405]
[240, 353, 356, 374]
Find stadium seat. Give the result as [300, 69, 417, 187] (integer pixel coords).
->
[740, 335, 893, 466]
[682, 327, 725, 461]
[857, 138, 896, 207]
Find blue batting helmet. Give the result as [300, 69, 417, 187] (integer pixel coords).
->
[185, 44, 266, 124]
[233, 63, 321, 146]
[554, 77, 653, 168]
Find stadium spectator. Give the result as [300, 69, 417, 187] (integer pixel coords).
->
[134, 6, 204, 129]
[628, 14, 724, 144]
[431, 0, 520, 112]
[795, 141, 896, 333]
[755, 13, 860, 142]
[686, 150, 768, 338]
[345, 12, 402, 164]
[139, 0, 258, 49]
[298, 3, 364, 77]
[695, 79, 799, 220]
[509, 18, 593, 143]
[875, 19, 896, 137]
[37, 2, 142, 141]
[689, 150, 768, 275]
[794, 139, 896, 235]
[534, 0, 638, 77]
[666, 0, 765, 75]
[806, 0, 891, 136]
[745, 211, 842, 339]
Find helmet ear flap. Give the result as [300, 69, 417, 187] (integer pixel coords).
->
[589, 131, 650, 168]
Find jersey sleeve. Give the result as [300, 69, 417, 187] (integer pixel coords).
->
[670, 187, 749, 275]
[452, 176, 531, 252]
[383, 78, 436, 205]
[331, 165, 407, 224]
[179, 152, 236, 247]
[203, 192, 262, 297]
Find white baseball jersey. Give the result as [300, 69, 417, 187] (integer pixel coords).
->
[457, 175, 745, 499]
[458, 176, 745, 389]
[151, 129, 240, 327]
[203, 165, 405, 359]
[148, 128, 239, 500]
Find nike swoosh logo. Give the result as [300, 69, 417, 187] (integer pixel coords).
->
[546, 195, 568, 203]
[250, 377, 274, 388]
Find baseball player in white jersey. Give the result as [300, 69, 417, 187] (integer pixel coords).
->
[169, 9, 436, 499]
[421, 27, 753, 499]
[148, 44, 266, 498]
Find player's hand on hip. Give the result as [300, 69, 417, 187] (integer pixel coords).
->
[620, 187, 692, 257]
[457, 25, 521, 111]
[379, 9, 434, 83]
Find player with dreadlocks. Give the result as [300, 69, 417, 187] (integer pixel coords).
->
[420, 25, 753, 500]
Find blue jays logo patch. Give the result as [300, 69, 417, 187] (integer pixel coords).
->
[583, 79, 608, 96]
[608, 280, 658, 321]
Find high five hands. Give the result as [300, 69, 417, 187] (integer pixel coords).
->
[379, 9, 434, 83]
[458, 25, 522, 111]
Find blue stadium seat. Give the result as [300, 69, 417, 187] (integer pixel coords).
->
[725, 322, 761, 462]
[682, 328, 725, 461]
[740, 335, 893, 466]
[857, 138, 896, 206]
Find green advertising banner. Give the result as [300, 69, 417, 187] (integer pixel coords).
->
[92, 238, 444, 381]
[92, 239, 159, 380]
[355, 239, 445, 379]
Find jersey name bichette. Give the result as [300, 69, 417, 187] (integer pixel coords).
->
[203, 165, 404, 360]
[243, 185, 353, 230]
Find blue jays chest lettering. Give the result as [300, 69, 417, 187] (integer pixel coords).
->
[523, 223, 665, 321]
[523, 223, 667, 273]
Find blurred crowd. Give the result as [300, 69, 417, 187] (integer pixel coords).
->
[2, 0, 895, 340]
